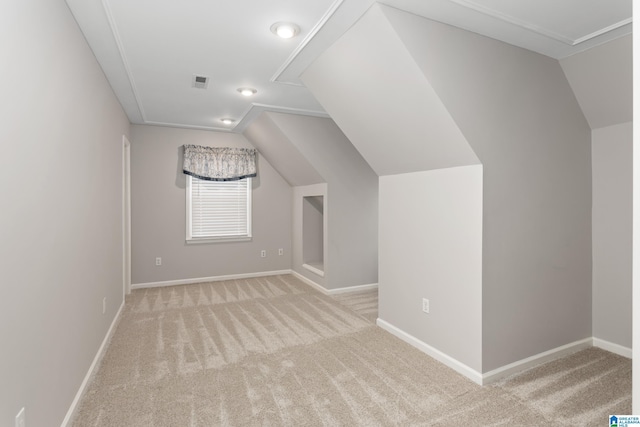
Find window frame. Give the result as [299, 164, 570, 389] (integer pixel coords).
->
[185, 175, 252, 244]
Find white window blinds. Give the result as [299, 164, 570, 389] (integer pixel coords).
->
[186, 175, 252, 241]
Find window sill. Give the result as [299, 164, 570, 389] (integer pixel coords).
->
[186, 236, 252, 245]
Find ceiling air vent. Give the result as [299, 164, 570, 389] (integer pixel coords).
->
[192, 75, 209, 89]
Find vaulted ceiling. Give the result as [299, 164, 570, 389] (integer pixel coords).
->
[66, 0, 631, 133]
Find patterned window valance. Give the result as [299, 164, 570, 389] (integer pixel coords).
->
[182, 145, 257, 181]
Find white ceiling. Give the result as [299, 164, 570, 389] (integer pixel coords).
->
[65, 0, 632, 133]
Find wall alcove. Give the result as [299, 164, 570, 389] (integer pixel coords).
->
[302, 195, 325, 276]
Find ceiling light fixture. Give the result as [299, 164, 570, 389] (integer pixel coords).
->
[237, 87, 257, 97]
[270, 22, 300, 39]
[221, 118, 235, 125]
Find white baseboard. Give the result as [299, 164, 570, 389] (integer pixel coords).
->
[60, 300, 125, 427]
[302, 263, 325, 277]
[131, 270, 292, 290]
[291, 270, 378, 295]
[328, 282, 378, 295]
[481, 337, 593, 384]
[593, 337, 632, 358]
[135, 270, 375, 296]
[375, 319, 599, 386]
[376, 318, 484, 385]
[291, 270, 327, 293]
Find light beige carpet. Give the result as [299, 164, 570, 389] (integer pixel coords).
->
[72, 275, 630, 426]
[331, 289, 378, 324]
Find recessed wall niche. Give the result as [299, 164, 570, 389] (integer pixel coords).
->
[302, 195, 324, 276]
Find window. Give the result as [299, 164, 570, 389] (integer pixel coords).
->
[186, 175, 252, 242]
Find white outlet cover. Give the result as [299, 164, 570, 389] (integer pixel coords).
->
[422, 298, 430, 313]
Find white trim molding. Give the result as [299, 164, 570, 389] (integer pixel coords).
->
[122, 135, 131, 296]
[447, 0, 631, 46]
[270, 0, 346, 84]
[375, 319, 600, 386]
[376, 318, 484, 385]
[328, 282, 378, 295]
[136, 269, 359, 294]
[132, 270, 292, 290]
[291, 270, 378, 295]
[61, 301, 125, 427]
[291, 270, 327, 293]
[141, 103, 329, 134]
[101, 0, 147, 121]
[302, 263, 325, 277]
[593, 338, 632, 359]
[481, 338, 593, 384]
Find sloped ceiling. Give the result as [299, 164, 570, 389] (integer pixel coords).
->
[245, 112, 377, 185]
[301, 4, 480, 176]
[560, 34, 632, 129]
[65, 0, 631, 132]
[243, 113, 324, 187]
[265, 112, 378, 187]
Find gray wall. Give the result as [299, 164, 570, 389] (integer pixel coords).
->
[592, 121, 632, 349]
[379, 166, 484, 372]
[560, 36, 632, 352]
[130, 125, 292, 284]
[381, 6, 592, 372]
[560, 34, 632, 129]
[266, 113, 379, 289]
[560, 33, 633, 352]
[0, 0, 131, 425]
[303, 4, 592, 373]
[301, 5, 483, 367]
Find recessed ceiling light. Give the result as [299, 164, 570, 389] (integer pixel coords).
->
[237, 87, 257, 97]
[221, 118, 235, 125]
[270, 22, 300, 39]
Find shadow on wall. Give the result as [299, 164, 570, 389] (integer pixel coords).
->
[175, 146, 186, 189]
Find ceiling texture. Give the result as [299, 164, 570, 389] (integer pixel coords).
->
[65, 0, 632, 133]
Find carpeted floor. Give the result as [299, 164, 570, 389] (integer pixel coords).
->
[72, 274, 631, 426]
[331, 289, 379, 324]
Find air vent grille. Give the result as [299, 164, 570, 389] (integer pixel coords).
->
[193, 75, 209, 89]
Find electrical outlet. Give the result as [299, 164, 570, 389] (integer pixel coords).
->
[422, 298, 430, 314]
[260, 250, 266, 258]
[155, 257, 162, 266]
[278, 248, 284, 256]
[15, 407, 25, 427]
[102, 297, 107, 315]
